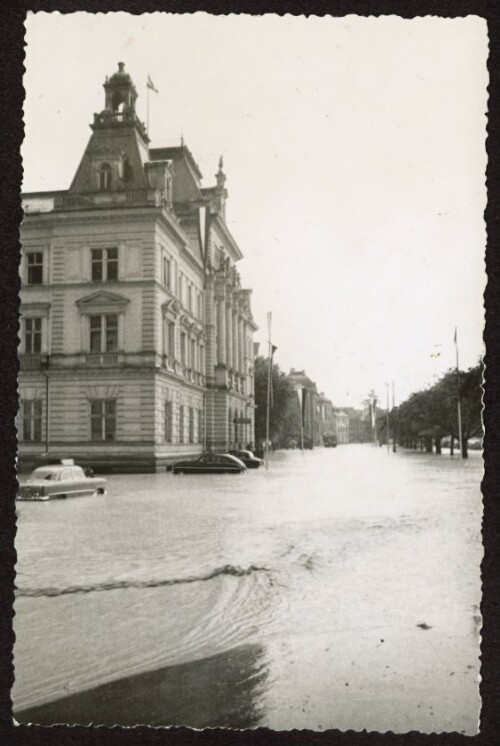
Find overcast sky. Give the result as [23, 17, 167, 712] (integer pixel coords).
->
[22, 12, 488, 408]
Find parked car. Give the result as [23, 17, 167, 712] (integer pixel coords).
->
[172, 453, 247, 474]
[32, 457, 96, 477]
[229, 449, 264, 468]
[323, 434, 338, 448]
[17, 465, 107, 501]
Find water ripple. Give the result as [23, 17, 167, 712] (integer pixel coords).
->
[16, 564, 270, 598]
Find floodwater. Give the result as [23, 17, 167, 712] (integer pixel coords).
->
[13, 445, 483, 733]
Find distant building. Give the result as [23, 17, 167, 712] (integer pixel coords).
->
[334, 410, 349, 444]
[285, 369, 321, 448]
[18, 63, 257, 472]
[342, 407, 371, 442]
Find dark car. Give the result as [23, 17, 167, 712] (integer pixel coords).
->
[323, 434, 338, 448]
[229, 449, 264, 469]
[172, 453, 247, 474]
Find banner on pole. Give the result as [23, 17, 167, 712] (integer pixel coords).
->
[301, 387, 307, 426]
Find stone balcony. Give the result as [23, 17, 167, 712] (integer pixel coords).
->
[54, 189, 163, 211]
[19, 354, 49, 371]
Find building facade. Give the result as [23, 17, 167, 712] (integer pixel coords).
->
[18, 63, 257, 472]
[333, 410, 350, 444]
[286, 369, 321, 448]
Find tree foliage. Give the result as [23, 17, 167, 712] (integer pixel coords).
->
[394, 362, 483, 457]
[254, 356, 297, 445]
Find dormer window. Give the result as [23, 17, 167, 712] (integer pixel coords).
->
[98, 162, 112, 191]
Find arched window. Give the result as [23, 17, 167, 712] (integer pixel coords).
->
[98, 163, 112, 191]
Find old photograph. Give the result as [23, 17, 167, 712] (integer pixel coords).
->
[14, 12, 486, 733]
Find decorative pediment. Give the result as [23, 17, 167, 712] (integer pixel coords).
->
[76, 290, 130, 314]
[162, 299, 181, 318]
[179, 313, 193, 329]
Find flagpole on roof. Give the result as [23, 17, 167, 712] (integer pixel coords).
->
[146, 74, 158, 136]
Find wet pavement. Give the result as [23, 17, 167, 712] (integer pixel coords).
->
[13, 445, 482, 733]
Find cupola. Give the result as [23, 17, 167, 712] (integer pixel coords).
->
[104, 62, 137, 113]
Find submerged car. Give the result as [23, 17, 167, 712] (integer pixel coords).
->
[172, 453, 247, 474]
[228, 449, 264, 468]
[17, 464, 107, 501]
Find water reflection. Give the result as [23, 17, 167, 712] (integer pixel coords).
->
[16, 643, 269, 728]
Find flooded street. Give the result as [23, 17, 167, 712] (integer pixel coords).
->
[13, 445, 482, 733]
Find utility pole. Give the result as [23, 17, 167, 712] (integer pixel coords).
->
[265, 312, 272, 470]
[392, 380, 397, 452]
[455, 327, 464, 459]
[385, 383, 390, 453]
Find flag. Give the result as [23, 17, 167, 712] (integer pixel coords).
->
[301, 387, 307, 427]
[147, 75, 159, 93]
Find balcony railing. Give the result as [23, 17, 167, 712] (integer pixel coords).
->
[55, 189, 160, 211]
[86, 353, 118, 366]
[19, 354, 47, 371]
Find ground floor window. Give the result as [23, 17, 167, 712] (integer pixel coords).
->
[179, 405, 184, 443]
[189, 407, 194, 443]
[198, 407, 203, 444]
[164, 400, 173, 442]
[90, 399, 116, 441]
[21, 399, 42, 442]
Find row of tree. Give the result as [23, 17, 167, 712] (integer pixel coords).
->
[378, 363, 483, 458]
[253, 356, 298, 447]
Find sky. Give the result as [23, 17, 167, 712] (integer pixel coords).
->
[22, 12, 488, 408]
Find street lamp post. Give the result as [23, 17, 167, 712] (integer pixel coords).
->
[385, 383, 390, 454]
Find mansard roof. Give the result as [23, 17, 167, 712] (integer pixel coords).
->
[150, 145, 203, 181]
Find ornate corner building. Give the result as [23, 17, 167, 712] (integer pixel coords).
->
[18, 63, 258, 472]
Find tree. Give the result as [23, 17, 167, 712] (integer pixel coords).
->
[396, 362, 483, 457]
[253, 356, 297, 446]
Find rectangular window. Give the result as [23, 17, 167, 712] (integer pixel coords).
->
[188, 285, 193, 313]
[89, 314, 118, 352]
[190, 339, 196, 370]
[90, 399, 116, 441]
[26, 252, 43, 285]
[179, 405, 184, 444]
[171, 259, 177, 295]
[164, 400, 172, 443]
[167, 321, 176, 358]
[198, 408, 203, 444]
[197, 293, 202, 319]
[163, 256, 171, 289]
[21, 399, 42, 442]
[189, 407, 194, 443]
[180, 332, 187, 365]
[91, 248, 118, 281]
[25, 317, 42, 353]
